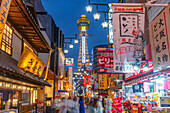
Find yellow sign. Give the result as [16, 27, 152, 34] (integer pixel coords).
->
[98, 74, 107, 89]
[17, 47, 45, 76]
[153, 92, 159, 101]
[0, 0, 12, 46]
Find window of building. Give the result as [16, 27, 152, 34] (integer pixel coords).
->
[1, 24, 13, 55]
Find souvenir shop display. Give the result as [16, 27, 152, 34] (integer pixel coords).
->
[111, 96, 123, 113]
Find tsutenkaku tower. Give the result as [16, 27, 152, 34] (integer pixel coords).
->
[77, 15, 90, 72]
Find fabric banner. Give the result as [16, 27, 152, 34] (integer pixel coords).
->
[112, 6, 145, 73]
[98, 74, 107, 89]
[0, 0, 12, 46]
[149, 4, 170, 72]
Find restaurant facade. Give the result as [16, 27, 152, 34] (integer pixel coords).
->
[0, 0, 57, 112]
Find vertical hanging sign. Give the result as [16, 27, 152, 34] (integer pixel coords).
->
[112, 5, 145, 73]
[149, 5, 170, 71]
[98, 74, 107, 89]
[108, 3, 113, 44]
[0, 0, 12, 46]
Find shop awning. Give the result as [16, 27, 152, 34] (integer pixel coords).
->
[0, 50, 51, 87]
[1, 0, 51, 53]
[124, 72, 169, 86]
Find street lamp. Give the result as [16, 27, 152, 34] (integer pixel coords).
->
[101, 21, 108, 29]
[101, 13, 109, 29]
[64, 49, 68, 54]
[85, 5, 93, 13]
[93, 13, 101, 21]
[74, 39, 79, 44]
[69, 44, 74, 49]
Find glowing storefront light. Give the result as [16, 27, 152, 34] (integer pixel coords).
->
[82, 36, 86, 64]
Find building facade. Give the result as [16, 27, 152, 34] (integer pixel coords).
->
[0, 0, 53, 112]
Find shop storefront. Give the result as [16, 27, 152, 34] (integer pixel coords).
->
[123, 65, 170, 112]
[0, 0, 52, 112]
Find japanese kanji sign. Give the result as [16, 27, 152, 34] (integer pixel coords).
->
[96, 49, 114, 74]
[0, 0, 12, 46]
[149, 5, 170, 71]
[17, 46, 45, 76]
[98, 74, 107, 89]
[112, 5, 145, 73]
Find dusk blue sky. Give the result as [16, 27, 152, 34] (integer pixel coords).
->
[42, 0, 119, 71]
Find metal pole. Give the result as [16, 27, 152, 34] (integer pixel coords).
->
[111, 3, 168, 7]
[52, 43, 57, 113]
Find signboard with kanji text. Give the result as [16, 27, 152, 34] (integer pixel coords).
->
[149, 4, 170, 71]
[17, 46, 45, 76]
[98, 74, 107, 89]
[96, 48, 114, 74]
[0, 0, 12, 46]
[112, 5, 145, 73]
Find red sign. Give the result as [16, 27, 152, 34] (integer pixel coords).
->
[83, 76, 90, 86]
[113, 7, 144, 13]
[96, 49, 114, 74]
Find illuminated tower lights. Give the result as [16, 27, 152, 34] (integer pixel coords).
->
[77, 15, 90, 72]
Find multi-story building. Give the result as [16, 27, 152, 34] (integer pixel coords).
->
[35, 0, 67, 104]
[0, 0, 53, 112]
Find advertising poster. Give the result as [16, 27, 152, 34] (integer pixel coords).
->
[112, 6, 145, 73]
[149, 5, 170, 71]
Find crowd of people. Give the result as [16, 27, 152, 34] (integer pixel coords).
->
[59, 95, 104, 113]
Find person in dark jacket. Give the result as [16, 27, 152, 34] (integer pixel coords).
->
[79, 96, 85, 113]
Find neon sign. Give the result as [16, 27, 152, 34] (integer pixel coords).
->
[82, 36, 86, 63]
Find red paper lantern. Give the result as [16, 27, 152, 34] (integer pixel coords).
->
[111, 109, 117, 112]
[113, 100, 117, 103]
[120, 96, 123, 100]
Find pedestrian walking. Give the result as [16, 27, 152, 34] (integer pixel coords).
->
[97, 95, 103, 113]
[67, 96, 73, 113]
[60, 97, 67, 113]
[70, 96, 79, 113]
[90, 98, 98, 113]
[79, 96, 85, 113]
